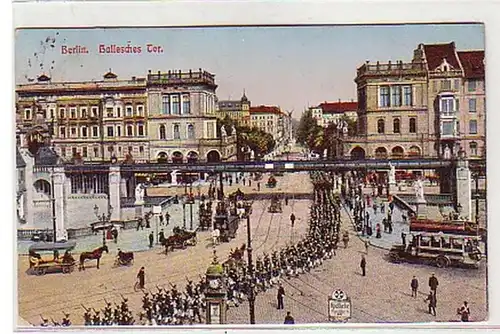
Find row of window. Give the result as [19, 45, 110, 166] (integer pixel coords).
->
[434, 79, 479, 92]
[58, 124, 146, 138]
[252, 115, 275, 120]
[161, 94, 191, 115]
[23, 104, 145, 120]
[159, 124, 196, 140]
[441, 120, 479, 136]
[379, 85, 413, 108]
[377, 117, 417, 134]
[440, 96, 481, 114]
[61, 145, 146, 158]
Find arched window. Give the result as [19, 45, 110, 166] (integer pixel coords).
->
[409, 117, 417, 133]
[469, 141, 478, 156]
[187, 124, 195, 139]
[377, 119, 385, 134]
[159, 125, 166, 140]
[393, 118, 401, 134]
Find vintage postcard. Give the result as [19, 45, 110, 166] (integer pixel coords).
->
[14, 23, 486, 328]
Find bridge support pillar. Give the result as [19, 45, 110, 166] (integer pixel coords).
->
[109, 166, 121, 221]
[53, 167, 67, 241]
[456, 159, 472, 221]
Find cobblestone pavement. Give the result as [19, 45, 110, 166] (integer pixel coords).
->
[17, 172, 311, 326]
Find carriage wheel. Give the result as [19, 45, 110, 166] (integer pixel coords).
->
[435, 255, 450, 268]
[36, 267, 47, 276]
[62, 266, 71, 274]
[389, 252, 401, 263]
[182, 241, 187, 249]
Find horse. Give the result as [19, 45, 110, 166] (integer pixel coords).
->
[229, 244, 246, 261]
[79, 245, 109, 271]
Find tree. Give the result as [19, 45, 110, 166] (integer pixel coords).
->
[296, 109, 318, 146]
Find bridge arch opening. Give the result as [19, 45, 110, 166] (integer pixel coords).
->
[375, 147, 388, 159]
[350, 146, 366, 160]
[157, 152, 168, 164]
[391, 146, 405, 159]
[34, 179, 51, 196]
[172, 151, 184, 164]
[187, 151, 199, 164]
[207, 150, 221, 163]
[408, 145, 421, 158]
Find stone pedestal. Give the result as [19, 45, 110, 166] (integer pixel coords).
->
[109, 166, 121, 221]
[389, 182, 398, 195]
[53, 167, 67, 241]
[416, 199, 428, 219]
[456, 159, 472, 221]
[135, 203, 145, 219]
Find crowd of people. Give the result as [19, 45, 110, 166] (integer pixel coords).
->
[82, 297, 135, 326]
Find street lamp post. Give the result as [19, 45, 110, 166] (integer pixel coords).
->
[190, 183, 194, 230]
[183, 202, 186, 229]
[94, 204, 113, 246]
[473, 172, 480, 225]
[246, 215, 256, 324]
[50, 169, 57, 242]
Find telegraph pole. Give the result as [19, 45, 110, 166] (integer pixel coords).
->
[246, 215, 256, 324]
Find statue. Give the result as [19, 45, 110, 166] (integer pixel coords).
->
[388, 162, 396, 184]
[135, 183, 145, 204]
[231, 126, 236, 136]
[443, 145, 451, 160]
[250, 149, 255, 160]
[221, 126, 227, 137]
[414, 179, 425, 202]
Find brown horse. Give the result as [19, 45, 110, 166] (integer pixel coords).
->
[78, 245, 109, 271]
[229, 244, 247, 261]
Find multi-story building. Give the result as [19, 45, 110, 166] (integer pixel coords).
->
[310, 100, 358, 128]
[347, 42, 485, 160]
[15, 69, 237, 164]
[249, 105, 292, 154]
[216, 92, 251, 127]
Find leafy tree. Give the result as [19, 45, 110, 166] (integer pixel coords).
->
[296, 109, 318, 146]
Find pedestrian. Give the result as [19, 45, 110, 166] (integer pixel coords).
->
[149, 232, 154, 248]
[137, 266, 145, 290]
[360, 255, 366, 276]
[283, 311, 295, 324]
[277, 284, 285, 309]
[411, 276, 419, 298]
[428, 273, 439, 296]
[243, 177, 246, 186]
[285, 196, 289, 206]
[165, 212, 170, 226]
[401, 232, 406, 246]
[290, 213, 296, 227]
[425, 291, 437, 316]
[458, 301, 470, 322]
[364, 240, 369, 254]
[375, 223, 381, 238]
[249, 179, 252, 187]
[145, 215, 150, 229]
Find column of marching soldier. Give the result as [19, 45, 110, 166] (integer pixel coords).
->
[78, 171, 349, 326]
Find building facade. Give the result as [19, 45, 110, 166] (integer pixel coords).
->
[310, 100, 358, 128]
[16, 69, 237, 164]
[216, 92, 251, 127]
[347, 42, 485, 160]
[249, 105, 292, 152]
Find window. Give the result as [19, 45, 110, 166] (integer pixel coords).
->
[116, 107, 121, 118]
[61, 147, 66, 157]
[159, 125, 166, 139]
[469, 120, 478, 134]
[107, 126, 114, 137]
[81, 127, 88, 138]
[182, 94, 190, 114]
[207, 122, 214, 138]
[391, 86, 402, 107]
[81, 107, 87, 118]
[454, 79, 460, 90]
[393, 118, 401, 133]
[173, 124, 181, 139]
[379, 86, 390, 107]
[59, 108, 65, 119]
[23, 108, 31, 120]
[72, 147, 78, 157]
[377, 119, 385, 134]
[116, 126, 121, 137]
[468, 80, 477, 92]
[59, 126, 66, 138]
[91, 107, 98, 117]
[138, 124, 144, 136]
[125, 105, 133, 117]
[139, 146, 144, 154]
[82, 147, 88, 158]
[470, 142, 478, 156]
[409, 117, 417, 133]
[92, 126, 99, 137]
[187, 124, 195, 139]
[172, 95, 180, 115]
[106, 107, 114, 118]
[49, 108, 55, 119]
[440, 97, 454, 114]
[442, 121, 454, 136]
[137, 105, 144, 116]
[93, 147, 99, 157]
[403, 86, 412, 106]
[441, 79, 451, 90]
[128, 146, 133, 153]
[127, 125, 133, 136]
[70, 107, 77, 119]
[469, 99, 476, 112]
[70, 127, 77, 137]
[162, 95, 170, 114]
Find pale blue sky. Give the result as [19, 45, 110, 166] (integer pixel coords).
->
[15, 24, 484, 118]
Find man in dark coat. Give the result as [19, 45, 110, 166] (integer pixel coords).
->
[284, 311, 295, 324]
[428, 273, 439, 296]
[360, 255, 366, 276]
[137, 267, 145, 289]
[149, 232, 154, 248]
[425, 291, 437, 316]
[290, 213, 296, 227]
[277, 284, 285, 310]
[411, 276, 419, 298]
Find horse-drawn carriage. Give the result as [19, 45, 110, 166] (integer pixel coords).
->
[267, 175, 277, 188]
[223, 244, 247, 271]
[268, 196, 282, 213]
[161, 227, 197, 253]
[214, 214, 240, 242]
[28, 241, 77, 276]
[114, 249, 134, 266]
